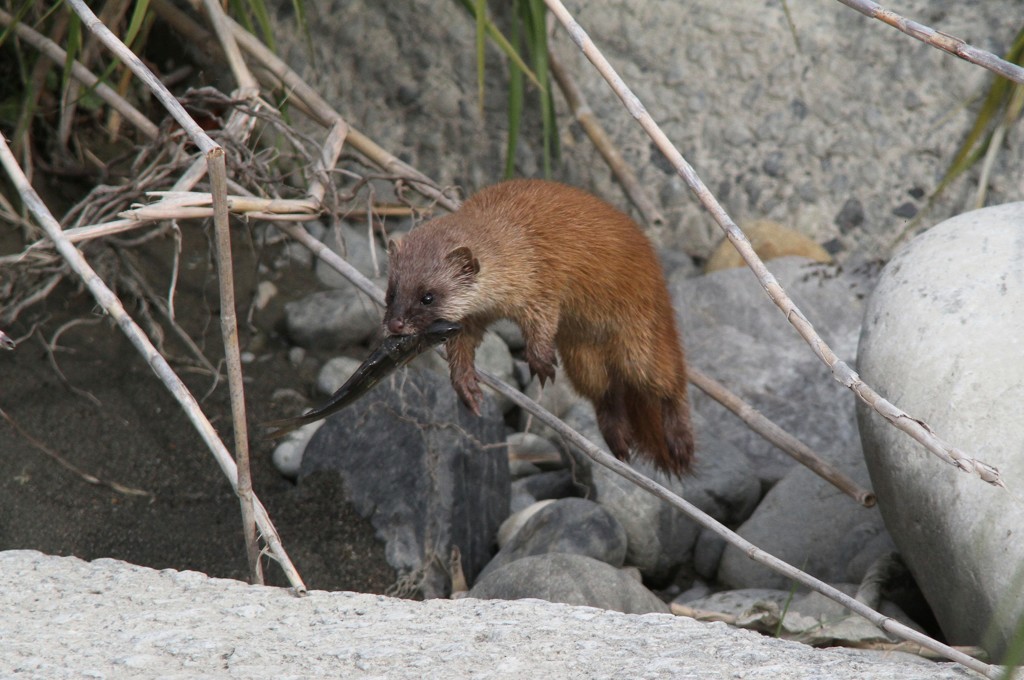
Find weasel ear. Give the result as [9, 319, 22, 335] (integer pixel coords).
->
[388, 237, 403, 257]
[446, 246, 480, 279]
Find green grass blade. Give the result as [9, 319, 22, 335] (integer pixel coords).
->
[245, 0, 277, 53]
[474, 0, 486, 116]
[456, 0, 541, 89]
[123, 0, 151, 50]
[524, 0, 556, 176]
[484, 20, 541, 89]
[504, 1, 524, 178]
[228, 0, 256, 36]
[999, 613, 1024, 679]
[937, 24, 1024, 194]
[60, 10, 82, 93]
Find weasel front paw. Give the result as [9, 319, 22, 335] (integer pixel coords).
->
[526, 347, 558, 387]
[453, 373, 484, 416]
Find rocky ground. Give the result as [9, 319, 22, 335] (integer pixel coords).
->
[0, 227, 396, 594]
[0, 550, 983, 679]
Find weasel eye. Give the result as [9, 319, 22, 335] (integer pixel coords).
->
[420, 292, 435, 306]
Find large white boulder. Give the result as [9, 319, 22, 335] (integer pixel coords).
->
[856, 203, 1024, 660]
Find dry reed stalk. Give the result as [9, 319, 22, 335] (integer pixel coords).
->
[669, 603, 739, 624]
[63, 0, 296, 590]
[307, 120, 351, 206]
[200, 0, 259, 93]
[833, 0, 1024, 85]
[974, 85, 1024, 210]
[57, 219, 156, 244]
[209, 148, 261, 584]
[689, 368, 875, 507]
[118, 192, 320, 220]
[198, 0, 264, 584]
[543, 0, 1003, 490]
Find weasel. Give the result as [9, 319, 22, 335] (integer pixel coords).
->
[383, 179, 695, 476]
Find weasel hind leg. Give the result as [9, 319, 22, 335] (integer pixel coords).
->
[595, 380, 633, 463]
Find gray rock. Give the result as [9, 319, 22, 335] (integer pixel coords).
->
[510, 470, 582, 504]
[508, 462, 541, 481]
[687, 586, 924, 637]
[660, 247, 698, 286]
[299, 365, 509, 598]
[407, 343, 452, 376]
[581, 466, 693, 587]
[687, 588, 797, 619]
[717, 464, 888, 590]
[316, 356, 363, 395]
[286, 345, 306, 366]
[672, 256, 873, 485]
[277, 222, 325, 268]
[673, 580, 713, 605]
[270, 421, 323, 478]
[845, 532, 898, 584]
[477, 499, 628, 583]
[692, 528, 728, 581]
[489, 318, 525, 352]
[476, 332, 516, 413]
[506, 432, 563, 475]
[6, 550, 983, 680]
[664, 255, 888, 591]
[857, 203, 1024, 660]
[516, 372, 586, 446]
[275, 350, 455, 478]
[497, 500, 556, 548]
[284, 287, 383, 350]
[315, 221, 389, 288]
[469, 553, 668, 615]
[521, 370, 582, 420]
[508, 486, 539, 516]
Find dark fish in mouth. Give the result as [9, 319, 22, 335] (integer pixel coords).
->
[264, 319, 462, 440]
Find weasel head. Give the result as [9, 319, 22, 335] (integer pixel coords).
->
[383, 237, 481, 335]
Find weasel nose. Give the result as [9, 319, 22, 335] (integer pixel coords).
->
[387, 318, 405, 334]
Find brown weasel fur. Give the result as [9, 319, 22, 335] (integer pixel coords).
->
[383, 179, 695, 475]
